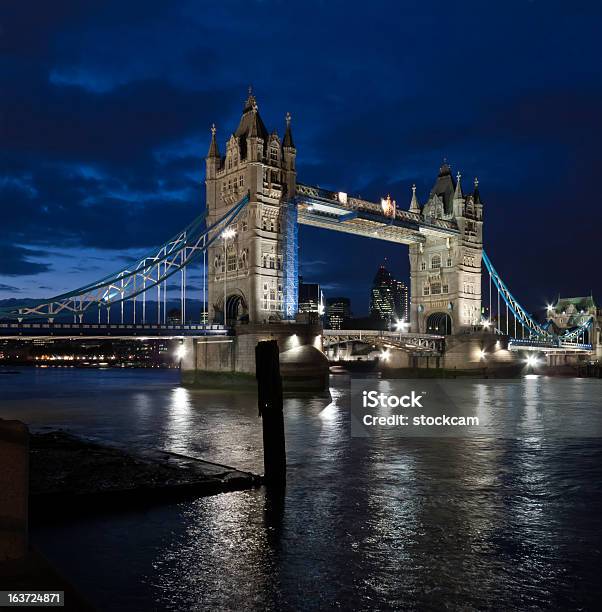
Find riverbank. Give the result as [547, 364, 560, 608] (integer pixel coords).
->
[29, 430, 262, 522]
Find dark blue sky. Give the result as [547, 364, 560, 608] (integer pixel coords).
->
[1, 0, 601, 316]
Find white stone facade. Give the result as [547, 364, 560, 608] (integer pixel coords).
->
[409, 166, 483, 334]
[205, 93, 296, 324]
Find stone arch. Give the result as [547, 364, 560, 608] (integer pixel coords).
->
[225, 291, 248, 325]
[426, 312, 453, 335]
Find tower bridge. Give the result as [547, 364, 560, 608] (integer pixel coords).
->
[2, 90, 600, 387]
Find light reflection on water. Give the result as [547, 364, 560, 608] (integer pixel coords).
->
[1, 368, 602, 610]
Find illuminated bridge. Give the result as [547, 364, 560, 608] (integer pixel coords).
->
[1, 91, 599, 370]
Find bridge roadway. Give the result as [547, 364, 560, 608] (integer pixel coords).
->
[322, 329, 445, 354]
[0, 322, 230, 340]
[295, 184, 459, 245]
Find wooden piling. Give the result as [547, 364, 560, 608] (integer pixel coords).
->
[256, 340, 286, 486]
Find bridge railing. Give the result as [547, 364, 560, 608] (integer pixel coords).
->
[1, 194, 251, 323]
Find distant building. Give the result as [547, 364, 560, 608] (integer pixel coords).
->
[298, 280, 324, 316]
[369, 263, 409, 328]
[326, 297, 351, 329]
[544, 295, 602, 358]
[547, 296, 597, 330]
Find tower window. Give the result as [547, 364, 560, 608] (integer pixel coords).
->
[431, 254, 441, 269]
[421, 261, 426, 271]
[227, 248, 237, 272]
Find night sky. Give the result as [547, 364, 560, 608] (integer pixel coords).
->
[1, 1, 601, 317]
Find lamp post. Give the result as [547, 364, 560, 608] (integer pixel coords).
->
[395, 319, 409, 341]
[222, 228, 236, 326]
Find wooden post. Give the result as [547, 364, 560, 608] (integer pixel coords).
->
[256, 340, 286, 486]
[0, 419, 29, 562]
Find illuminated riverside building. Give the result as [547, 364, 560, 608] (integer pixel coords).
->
[369, 263, 409, 328]
[325, 297, 351, 329]
[298, 280, 324, 316]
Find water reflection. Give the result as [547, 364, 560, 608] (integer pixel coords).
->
[2, 368, 601, 610]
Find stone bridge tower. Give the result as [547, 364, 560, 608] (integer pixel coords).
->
[205, 91, 296, 324]
[408, 163, 483, 335]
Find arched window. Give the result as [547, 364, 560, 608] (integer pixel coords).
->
[423, 284, 430, 296]
[431, 254, 441, 269]
[227, 248, 237, 272]
[421, 261, 426, 271]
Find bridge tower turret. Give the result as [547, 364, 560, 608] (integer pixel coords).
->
[409, 164, 483, 335]
[205, 90, 296, 325]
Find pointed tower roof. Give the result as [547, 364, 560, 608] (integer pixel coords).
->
[473, 177, 481, 204]
[428, 160, 456, 215]
[207, 123, 220, 158]
[409, 184, 420, 212]
[235, 88, 269, 142]
[283, 112, 295, 148]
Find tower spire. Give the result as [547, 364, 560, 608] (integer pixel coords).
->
[454, 171, 463, 199]
[207, 123, 220, 158]
[473, 177, 481, 204]
[283, 112, 295, 148]
[409, 183, 420, 212]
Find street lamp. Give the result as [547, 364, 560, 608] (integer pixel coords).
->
[221, 227, 236, 326]
[394, 319, 409, 340]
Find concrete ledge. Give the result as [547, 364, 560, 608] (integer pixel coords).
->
[181, 370, 257, 390]
[0, 419, 28, 563]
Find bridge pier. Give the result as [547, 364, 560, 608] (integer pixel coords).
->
[181, 323, 329, 391]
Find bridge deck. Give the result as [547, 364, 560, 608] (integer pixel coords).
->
[0, 322, 230, 340]
[323, 329, 445, 354]
[296, 184, 459, 244]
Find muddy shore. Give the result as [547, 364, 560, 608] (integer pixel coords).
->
[29, 430, 262, 521]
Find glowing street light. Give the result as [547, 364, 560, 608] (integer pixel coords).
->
[394, 319, 410, 340]
[380, 349, 391, 362]
[482, 319, 491, 329]
[525, 354, 539, 368]
[479, 349, 487, 360]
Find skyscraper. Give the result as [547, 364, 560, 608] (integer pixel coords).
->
[298, 279, 324, 316]
[326, 297, 351, 329]
[370, 263, 409, 327]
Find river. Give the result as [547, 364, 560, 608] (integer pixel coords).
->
[1, 367, 601, 611]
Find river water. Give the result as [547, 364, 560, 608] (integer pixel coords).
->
[1, 367, 602, 611]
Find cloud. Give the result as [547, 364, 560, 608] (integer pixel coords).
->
[1, 0, 601, 312]
[0, 243, 52, 276]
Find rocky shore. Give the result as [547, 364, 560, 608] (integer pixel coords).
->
[29, 430, 262, 521]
